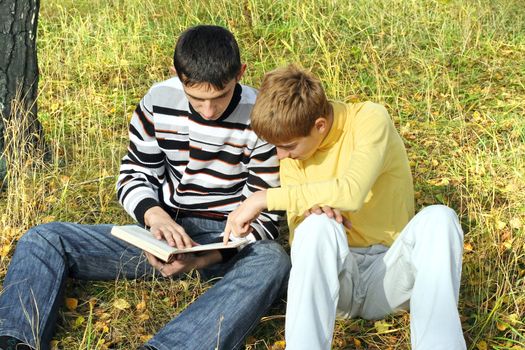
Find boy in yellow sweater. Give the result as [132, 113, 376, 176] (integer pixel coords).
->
[224, 65, 466, 350]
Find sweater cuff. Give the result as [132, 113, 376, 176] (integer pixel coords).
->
[133, 198, 161, 226]
[266, 187, 288, 211]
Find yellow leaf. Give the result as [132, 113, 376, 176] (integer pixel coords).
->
[353, 338, 363, 348]
[42, 215, 56, 223]
[0, 244, 12, 258]
[73, 316, 85, 329]
[508, 313, 520, 326]
[271, 340, 286, 349]
[136, 300, 147, 311]
[60, 176, 70, 185]
[463, 242, 473, 252]
[502, 241, 513, 250]
[496, 321, 508, 331]
[113, 298, 130, 310]
[510, 217, 522, 229]
[65, 298, 78, 311]
[140, 334, 153, 343]
[496, 220, 507, 230]
[476, 340, 488, 350]
[138, 313, 150, 322]
[95, 321, 109, 333]
[374, 320, 392, 333]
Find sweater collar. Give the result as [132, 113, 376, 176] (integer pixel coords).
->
[188, 83, 242, 123]
[318, 101, 344, 151]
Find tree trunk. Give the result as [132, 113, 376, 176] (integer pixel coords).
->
[0, 0, 45, 181]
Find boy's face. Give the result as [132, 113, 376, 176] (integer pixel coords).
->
[274, 129, 324, 161]
[182, 65, 246, 121]
[273, 117, 331, 161]
[183, 79, 237, 120]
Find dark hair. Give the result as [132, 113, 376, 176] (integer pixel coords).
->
[173, 25, 241, 90]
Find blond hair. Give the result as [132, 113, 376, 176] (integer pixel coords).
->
[251, 65, 331, 144]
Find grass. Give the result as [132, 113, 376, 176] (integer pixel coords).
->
[1, 0, 524, 348]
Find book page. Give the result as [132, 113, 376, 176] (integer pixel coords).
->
[111, 225, 248, 261]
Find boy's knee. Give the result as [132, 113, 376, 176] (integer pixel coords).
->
[250, 240, 291, 275]
[292, 214, 347, 261]
[19, 222, 64, 246]
[295, 213, 341, 242]
[414, 205, 464, 254]
[422, 204, 458, 219]
[250, 240, 292, 281]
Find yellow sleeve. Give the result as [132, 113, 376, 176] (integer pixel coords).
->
[267, 105, 392, 215]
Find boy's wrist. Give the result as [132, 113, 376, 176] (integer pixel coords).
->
[252, 190, 268, 211]
[144, 206, 167, 226]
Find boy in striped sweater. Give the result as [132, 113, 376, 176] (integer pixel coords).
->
[0, 26, 290, 350]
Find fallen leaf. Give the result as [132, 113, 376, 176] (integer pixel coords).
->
[140, 334, 153, 343]
[271, 340, 286, 349]
[0, 244, 11, 258]
[508, 313, 520, 326]
[510, 217, 522, 229]
[136, 300, 147, 311]
[496, 220, 507, 230]
[65, 298, 78, 311]
[73, 316, 85, 329]
[113, 298, 130, 310]
[374, 320, 392, 333]
[496, 321, 508, 331]
[137, 313, 150, 322]
[476, 340, 488, 350]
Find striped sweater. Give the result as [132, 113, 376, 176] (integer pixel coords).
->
[117, 77, 281, 241]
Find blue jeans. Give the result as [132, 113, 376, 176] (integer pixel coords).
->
[0, 217, 290, 350]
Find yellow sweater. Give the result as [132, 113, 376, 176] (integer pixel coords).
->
[267, 101, 414, 247]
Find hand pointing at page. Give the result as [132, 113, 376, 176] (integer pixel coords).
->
[224, 190, 268, 244]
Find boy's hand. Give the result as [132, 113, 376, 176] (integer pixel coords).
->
[145, 250, 222, 277]
[304, 205, 352, 230]
[144, 206, 195, 249]
[223, 191, 267, 243]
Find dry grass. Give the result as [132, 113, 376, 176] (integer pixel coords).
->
[1, 0, 524, 349]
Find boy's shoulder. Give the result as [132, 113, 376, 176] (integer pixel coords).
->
[342, 100, 389, 118]
[336, 101, 391, 129]
[149, 76, 185, 94]
[239, 84, 258, 105]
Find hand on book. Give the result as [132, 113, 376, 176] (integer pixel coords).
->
[304, 205, 352, 230]
[144, 206, 196, 249]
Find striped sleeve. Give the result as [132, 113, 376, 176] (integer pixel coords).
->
[241, 137, 282, 240]
[116, 92, 164, 225]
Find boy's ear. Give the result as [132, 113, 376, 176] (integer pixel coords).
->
[236, 64, 247, 81]
[314, 117, 329, 134]
[170, 66, 177, 75]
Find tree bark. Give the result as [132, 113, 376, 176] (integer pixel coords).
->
[0, 0, 45, 181]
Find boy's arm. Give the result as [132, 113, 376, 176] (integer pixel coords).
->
[224, 106, 395, 240]
[116, 91, 165, 226]
[238, 138, 281, 240]
[267, 106, 394, 215]
[117, 93, 196, 250]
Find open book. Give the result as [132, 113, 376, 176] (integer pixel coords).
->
[111, 225, 248, 262]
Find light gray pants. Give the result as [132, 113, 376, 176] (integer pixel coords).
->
[285, 205, 466, 350]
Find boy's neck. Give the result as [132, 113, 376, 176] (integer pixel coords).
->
[321, 104, 335, 141]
